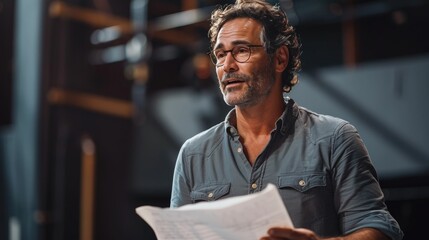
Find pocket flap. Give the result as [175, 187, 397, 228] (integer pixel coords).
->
[278, 173, 326, 192]
[190, 183, 231, 201]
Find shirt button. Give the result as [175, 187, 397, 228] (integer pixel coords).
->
[251, 183, 257, 189]
[299, 179, 306, 187]
[208, 192, 214, 198]
[237, 147, 242, 153]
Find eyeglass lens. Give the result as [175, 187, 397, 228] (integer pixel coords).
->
[212, 45, 251, 65]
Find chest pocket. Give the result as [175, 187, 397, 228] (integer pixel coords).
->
[190, 183, 231, 202]
[278, 172, 326, 192]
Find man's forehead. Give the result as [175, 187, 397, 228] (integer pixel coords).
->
[214, 18, 262, 48]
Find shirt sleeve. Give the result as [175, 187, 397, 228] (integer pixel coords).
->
[331, 123, 404, 240]
[170, 142, 192, 208]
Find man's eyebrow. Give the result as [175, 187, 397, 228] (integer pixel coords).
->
[213, 40, 253, 50]
[232, 40, 252, 45]
[213, 43, 224, 50]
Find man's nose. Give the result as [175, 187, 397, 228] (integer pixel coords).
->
[222, 52, 238, 72]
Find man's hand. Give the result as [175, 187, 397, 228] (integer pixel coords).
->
[260, 227, 390, 240]
[260, 227, 322, 240]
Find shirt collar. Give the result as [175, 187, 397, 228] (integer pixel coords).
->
[224, 97, 298, 137]
[224, 108, 239, 137]
[277, 98, 298, 135]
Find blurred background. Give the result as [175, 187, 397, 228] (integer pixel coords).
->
[1, 0, 429, 239]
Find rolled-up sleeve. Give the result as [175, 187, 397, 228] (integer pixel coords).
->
[331, 123, 403, 240]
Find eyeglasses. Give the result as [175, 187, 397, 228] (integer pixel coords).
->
[208, 44, 264, 66]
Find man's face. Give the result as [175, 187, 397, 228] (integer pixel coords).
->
[214, 18, 276, 107]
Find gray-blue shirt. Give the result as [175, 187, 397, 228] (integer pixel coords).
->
[170, 99, 403, 239]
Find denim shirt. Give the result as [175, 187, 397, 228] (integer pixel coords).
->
[170, 99, 403, 239]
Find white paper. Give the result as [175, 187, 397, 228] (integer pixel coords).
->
[135, 184, 294, 240]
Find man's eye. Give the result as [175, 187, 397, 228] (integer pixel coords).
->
[215, 51, 226, 59]
[236, 47, 250, 54]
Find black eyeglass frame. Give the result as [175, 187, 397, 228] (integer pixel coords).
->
[208, 44, 264, 66]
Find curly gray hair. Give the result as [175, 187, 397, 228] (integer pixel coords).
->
[209, 0, 302, 92]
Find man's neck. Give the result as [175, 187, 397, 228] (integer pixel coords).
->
[234, 96, 285, 138]
[233, 96, 285, 165]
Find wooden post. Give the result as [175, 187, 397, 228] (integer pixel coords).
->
[182, 0, 197, 11]
[343, 0, 358, 67]
[80, 135, 96, 240]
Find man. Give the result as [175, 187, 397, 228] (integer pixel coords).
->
[170, 0, 403, 239]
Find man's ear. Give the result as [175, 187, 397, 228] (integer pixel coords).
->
[275, 45, 289, 73]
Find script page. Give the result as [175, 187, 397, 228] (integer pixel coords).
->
[135, 184, 294, 240]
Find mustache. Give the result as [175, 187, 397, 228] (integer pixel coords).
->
[221, 73, 250, 83]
